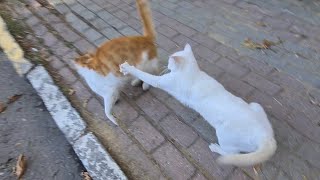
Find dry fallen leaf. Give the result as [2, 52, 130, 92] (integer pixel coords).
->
[243, 38, 282, 50]
[82, 99, 89, 108]
[255, 21, 267, 27]
[0, 102, 7, 113]
[68, 89, 76, 95]
[15, 154, 27, 179]
[253, 164, 261, 175]
[81, 171, 92, 180]
[7, 94, 23, 104]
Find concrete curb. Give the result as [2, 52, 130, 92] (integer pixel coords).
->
[0, 15, 127, 180]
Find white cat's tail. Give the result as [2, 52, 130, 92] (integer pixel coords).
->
[217, 138, 277, 167]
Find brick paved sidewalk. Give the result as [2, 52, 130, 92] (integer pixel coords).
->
[7, 0, 320, 179]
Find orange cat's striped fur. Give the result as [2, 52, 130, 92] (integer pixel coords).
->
[75, 0, 159, 125]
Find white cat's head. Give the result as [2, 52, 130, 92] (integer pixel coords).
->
[168, 44, 197, 71]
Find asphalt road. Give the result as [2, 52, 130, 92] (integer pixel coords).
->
[0, 52, 85, 180]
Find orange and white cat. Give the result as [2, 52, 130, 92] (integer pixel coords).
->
[75, 0, 159, 125]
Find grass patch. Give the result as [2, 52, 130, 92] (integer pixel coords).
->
[0, 2, 26, 39]
[0, 1, 45, 64]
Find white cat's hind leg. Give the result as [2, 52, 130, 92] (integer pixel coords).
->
[103, 88, 119, 125]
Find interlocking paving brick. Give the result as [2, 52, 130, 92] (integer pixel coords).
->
[62, 50, 79, 70]
[153, 143, 196, 179]
[42, 13, 61, 24]
[97, 10, 114, 21]
[43, 32, 58, 46]
[216, 58, 249, 77]
[192, 33, 220, 50]
[74, 39, 96, 53]
[51, 23, 81, 42]
[51, 42, 71, 57]
[26, 16, 40, 27]
[49, 56, 65, 70]
[33, 7, 50, 17]
[82, 28, 103, 43]
[113, 98, 139, 125]
[93, 37, 108, 47]
[65, 13, 90, 33]
[149, 87, 170, 101]
[78, 9, 97, 21]
[191, 117, 217, 144]
[263, 16, 291, 30]
[228, 169, 251, 180]
[129, 116, 165, 152]
[86, 3, 103, 12]
[101, 27, 122, 39]
[119, 26, 140, 36]
[71, 80, 92, 103]
[277, 89, 319, 122]
[247, 90, 290, 121]
[164, 98, 199, 124]
[32, 24, 48, 36]
[136, 93, 170, 122]
[160, 114, 198, 147]
[197, 58, 224, 78]
[157, 24, 179, 38]
[188, 138, 233, 179]
[238, 56, 274, 76]
[58, 67, 77, 85]
[55, 3, 70, 14]
[275, 170, 290, 180]
[70, 3, 86, 14]
[86, 97, 106, 120]
[214, 44, 239, 59]
[90, 18, 110, 30]
[157, 34, 179, 52]
[106, 17, 127, 30]
[243, 72, 282, 96]
[13, 5, 33, 18]
[193, 45, 221, 63]
[270, 148, 320, 180]
[287, 111, 320, 144]
[192, 172, 207, 180]
[296, 139, 320, 169]
[172, 34, 199, 49]
[219, 73, 253, 98]
[269, 117, 304, 151]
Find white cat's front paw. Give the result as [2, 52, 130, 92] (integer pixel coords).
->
[119, 62, 133, 75]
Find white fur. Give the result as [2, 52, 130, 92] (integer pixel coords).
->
[120, 44, 277, 166]
[75, 51, 159, 125]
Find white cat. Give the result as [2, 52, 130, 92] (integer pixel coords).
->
[119, 44, 277, 167]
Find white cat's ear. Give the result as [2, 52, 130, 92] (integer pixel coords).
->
[184, 43, 192, 52]
[171, 56, 183, 64]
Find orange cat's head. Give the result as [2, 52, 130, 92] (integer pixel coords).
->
[75, 53, 94, 67]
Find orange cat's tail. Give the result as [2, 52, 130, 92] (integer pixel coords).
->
[136, 0, 156, 40]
